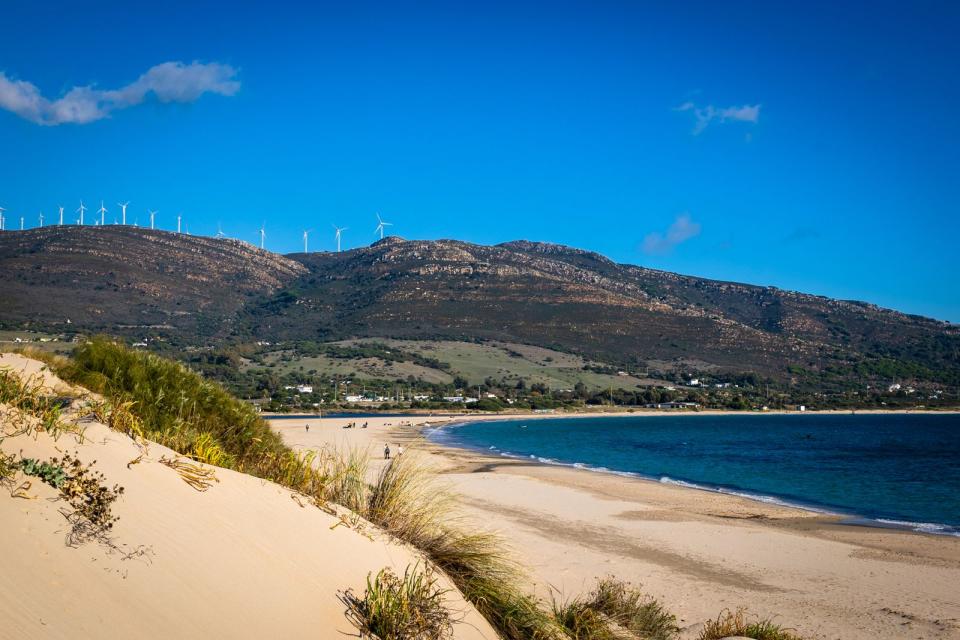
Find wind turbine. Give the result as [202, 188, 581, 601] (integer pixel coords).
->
[374, 212, 392, 240]
[0, 206, 5, 231]
[148, 210, 157, 229]
[118, 201, 129, 225]
[76, 201, 87, 225]
[38, 211, 44, 227]
[20, 216, 24, 230]
[97, 201, 107, 226]
[216, 222, 226, 239]
[177, 213, 182, 233]
[302, 229, 313, 253]
[259, 223, 266, 249]
[58, 205, 64, 225]
[333, 224, 348, 252]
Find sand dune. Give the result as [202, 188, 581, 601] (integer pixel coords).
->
[0, 354, 496, 640]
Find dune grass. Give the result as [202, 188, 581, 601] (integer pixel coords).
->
[0, 366, 80, 439]
[340, 563, 454, 640]
[553, 577, 678, 640]
[367, 453, 563, 639]
[698, 609, 803, 640]
[58, 338, 289, 471]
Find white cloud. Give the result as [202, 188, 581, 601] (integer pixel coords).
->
[642, 213, 701, 255]
[675, 101, 760, 135]
[0, 61, 240, 126]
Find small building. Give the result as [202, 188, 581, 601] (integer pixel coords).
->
[645, 402, 700, 410]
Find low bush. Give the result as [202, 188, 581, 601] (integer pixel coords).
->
[18, 452, 124, 545]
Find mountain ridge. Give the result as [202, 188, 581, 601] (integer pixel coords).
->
[1, 227, 956, 385]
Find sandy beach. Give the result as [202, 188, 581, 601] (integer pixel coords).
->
[272, 412, 960, 640]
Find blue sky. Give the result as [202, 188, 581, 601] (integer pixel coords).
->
[1, 1, 958, 321]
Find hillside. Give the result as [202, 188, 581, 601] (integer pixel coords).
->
[0, 227, 305, 340]
[1, 227, 957, 386]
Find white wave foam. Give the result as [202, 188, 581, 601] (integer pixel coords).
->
[875, 519, 960, 537]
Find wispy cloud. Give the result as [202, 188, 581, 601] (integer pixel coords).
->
[0, 61, 240, 126]
[675, 101, 760, 135]
[642, 213, 701, 255]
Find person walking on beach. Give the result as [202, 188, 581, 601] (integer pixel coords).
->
[305, 424, 309, 432]
[397, 445, 404, 457]
[384, 444, 391, 459]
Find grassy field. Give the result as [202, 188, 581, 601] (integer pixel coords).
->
[337, 338, 661, 391]
[247, 351, 455, 385]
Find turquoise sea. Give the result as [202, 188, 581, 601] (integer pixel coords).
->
[428, 413, 960, 536]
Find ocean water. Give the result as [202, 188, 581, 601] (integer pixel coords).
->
[428, 414, 960, 536]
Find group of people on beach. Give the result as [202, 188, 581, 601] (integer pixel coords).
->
[330, 421, 368, 429]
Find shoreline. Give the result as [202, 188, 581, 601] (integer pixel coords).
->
[422, 416, 960, 538]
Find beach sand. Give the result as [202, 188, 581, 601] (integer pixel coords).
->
[272, 412, 960, 640]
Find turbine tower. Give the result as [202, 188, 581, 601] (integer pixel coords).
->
[302, 229, 313, 253]
[374, 213, 392, 240]
[97, 201, 107, 226]
[118, 201, 129, 225]
[216, 222, 226, 239]
[333, 224, 348, 252]
[148, 210, 157, 229]
[259, 223, 266, 249]
[39, 211, 44, 227]
[0, 206, 5, 231]
[77, 201, 87, 225]
[20, 216, 24, 230]
[177, 213, 182, 233]
[58, 205, 64, 225]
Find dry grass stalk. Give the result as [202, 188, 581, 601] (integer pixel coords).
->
[159, 455, 219, 491]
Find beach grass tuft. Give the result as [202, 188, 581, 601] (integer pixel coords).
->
[553, 577, 678, 640]
[0, 367, 83, 440]
[698, 609, 803, 640]
[339, 563, 454, 640]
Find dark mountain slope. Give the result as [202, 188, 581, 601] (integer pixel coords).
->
[0, 227, 306, 339]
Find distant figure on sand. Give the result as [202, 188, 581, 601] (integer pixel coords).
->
[384, 444, 391, 460]
[397, 445, 404, 457]
[305, 424, 309, 432]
